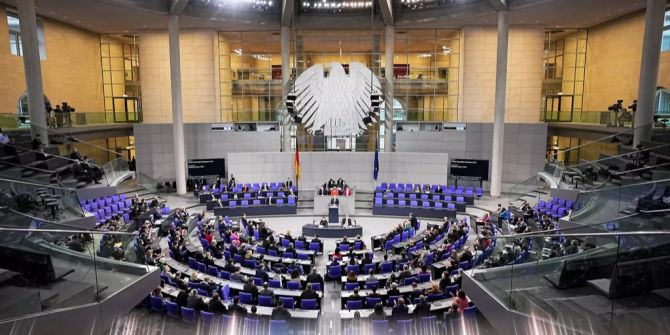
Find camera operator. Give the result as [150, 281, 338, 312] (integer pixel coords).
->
[62, 102, 75, 127]
[607, 100, 624, 127]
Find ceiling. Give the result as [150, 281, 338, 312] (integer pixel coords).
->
[0, 0, 652, 34]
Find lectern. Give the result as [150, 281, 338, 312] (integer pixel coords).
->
[328, 205, 339, 224]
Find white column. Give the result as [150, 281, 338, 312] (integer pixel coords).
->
[490, 10, 509, 197]
[384, 25, 394, 152]
[633, 0, 666, 147]
[169, 15, 187, 195]
[281, 26, 292, 152]
[17, 0, 48, 141]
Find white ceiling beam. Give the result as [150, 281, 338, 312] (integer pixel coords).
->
[379, 0, 393, 25]
[486, 0, 507, 11]
[169, 0, 190, 15]
[281, 0, 294, 26]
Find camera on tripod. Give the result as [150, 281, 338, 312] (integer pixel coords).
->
[608, 99, 624, 112]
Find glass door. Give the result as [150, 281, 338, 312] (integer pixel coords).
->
[112, 97, 140, 123]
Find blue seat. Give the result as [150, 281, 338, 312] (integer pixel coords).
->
[207, 265, 219, 277]
[463, 305, 478, 315]
[365, 281, 379, 289]
[166, 301, 180, 318]
[344, 282, 358, 290]
[364, 263, 377, 274]
[371, 320, 389, 335]
[239, 292, 253, 304]
[445, 284, 459, 297]
[200, 311, 215, 326]
[346, 300, 363, 310]
[150, 296, 165, 313]
[259, 295, 274, 307]
[380, 262, 393, 274]
[180, 307, 196, 323]
[346, 264, 359, 275]
[309, 242, 320, 253]
[374, 197, 382, 206]
[279, 297, 294, 309]
[301, 299, 318, 310]
[366, 297, 382, 308]
[387, 295, 401, 307]
[287, 281, 301, 290]
[311, 282, 322, 291]
[197, 288, 210, 297]
[269, 279, 282, 288]
[269, 320, 288, 335]
[295, 241, 305, 249]
[340, 244, 350, 252]
[219, 270, 231, 280]
[418, 272, 431, 283]
[328, 265, 342, 281]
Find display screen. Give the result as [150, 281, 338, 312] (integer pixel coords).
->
[187, 158, 226, 177]
[450, 159, 489, 181]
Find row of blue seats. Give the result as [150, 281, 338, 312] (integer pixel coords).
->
[377, 183, 483, 194]
[535, 197, 574, 220]
[374, 198, 460, 210]
[218, 197, 297, 208]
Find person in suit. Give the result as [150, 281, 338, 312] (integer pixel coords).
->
[306, 268, 324, 286]
[319, 217, 328, 227]
[259, 282, 275, 300]
[271, 300, 292, 321]
[243, 278, 259, 300]
[300, 283, 319, 306]
[286, 178, 293, 188]
[175, 289, 188, 307]
[186, 289, 207, 311]
[330, 196, 340, 206]
[31, 134, 43, 150]
[387, 282, 401, 298]
[369, 303, 387, 320]
[413, 295, 432, 317]
[70, 148, 83, 161]
[391, 298, 410, 320]
[208, 293, 228, 314]
[228, 175, 236, 189]
[256, 264, 270, 282]
[228, 297, 247, 316]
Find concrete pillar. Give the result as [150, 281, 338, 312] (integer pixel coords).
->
[17, 0, 48, 141]
[281, 26, 292, 152]
[168, 15, 187, 195]
[490, 10, 509, 197]
[384, 25, 394, 152]
[633, 0, 666, 147]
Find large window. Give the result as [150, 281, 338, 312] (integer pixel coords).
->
[219, 31, 282, 122]
[100, 34, 141, 123]
[394, 30, 460, 122]
[6, 11, 46, 59]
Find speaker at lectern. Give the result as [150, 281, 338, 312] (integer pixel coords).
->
[328, 196, 339, 223]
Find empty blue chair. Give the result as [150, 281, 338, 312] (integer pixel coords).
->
[312, 282, 322, 291]
[188, 257, 198, 269]
[241, 200, 249, 207]
[269, 320, 288, 335]
[387, 295, 401, 307]
[385, 192, 394, 198]
[398, 200, 406, 206]
[287, 281, 301, 290]
[200, 311, 214, 326]
[301, 299, 318, 310]
[456, 196, 464, 202]
[276, 198, 284, 205]
[253, 199, 261, 205]
[207, 265, 218, 277]
[283, 252, 294, 258]
[445, 284, 459, 297]
[418, 272, 431, 283]
[288, 197, 296, 205]
[458, 260, 470, 270]
[428, 293, 443, 302]
[435, 202, 443, 209]
[295, 240, 305, 249]
[346, 300, 363, 310]
[239, 292, 253, 304]
[398, 193, 405, 199]
[346, 264, 359, 275]
[259, 295, 274, 307]
[344, 282, 358, 290]
[269, 279, 282, 288]
[340, 244, 350, 252]
[380, 262, 393, 274]
[403, 277, 417, 286]
[309, 242, 320, 253]
[328, 265, 342, 282]
[197, 288, 210, 297]
[422, 201, 430, 207]
[366, 297, 382, 308]
[150, 296, 165, 313]
[371, 320, 389, 335]
[219, 270, 231, 280]
[447, 203, 456, 210]
[166, 301, 180, 318]
[268, 249, 279, 257]
[279, 297, 294, 309]
[181, 307, 196, 323]
[386, 199, 394, 206]
[409, 193, 417, 199]
[253, 277, 263, 286]
[421, 194, 428, 200]
[410, 200, 418, 207]
[229, 201, 237, 207]
[364, 263, 376, 274]
[374, 198, 382, 206]
[365, 281, 379, 289]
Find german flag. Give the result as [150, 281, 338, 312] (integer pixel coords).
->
[294, 145, 301, 186]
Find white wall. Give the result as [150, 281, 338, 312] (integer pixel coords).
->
[226, 152, 449, 190]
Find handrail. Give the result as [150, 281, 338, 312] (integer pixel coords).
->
[613, 162, 670, 176]
[484, 230, 670, 239]
[555, 122, 654, 155]
[577, 176, 670, 194]
[67, 135, 123, 156]
[0, 226, 138, 236]
[567, 143, 670, 169]
[0, 176, 75, 191]
[0, 141, 104, 169]
[0, 158, 54, 174]
[5, 208, 92, 230]
[639, 208, 670, 214]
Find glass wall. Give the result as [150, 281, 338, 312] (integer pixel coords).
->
[100, 34, 142, 123]
[219, 31, 283, 122]
[541, 28, 587, 122]
[394, 29, 459, 122]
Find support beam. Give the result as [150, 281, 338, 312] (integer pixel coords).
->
[486, 0, 507, 11]
[379, 0, 393, 26]
[168, 15, 187, 195]
[490, 10, 509, 197]
[281, 26, 292, 152]
[169, 0, 190, 15]
[384, 25, 394, 152]
[633, 0, 666, 147]
[281, 0, 294, 27]
[17, 0, 48, 142]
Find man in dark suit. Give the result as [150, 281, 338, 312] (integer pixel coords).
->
[387, 282, 401, 298]
[413, 295, 432, 317]
[319, 217, 328, 227]
[259, 282, 275, 300]
[256, 263, 270, 282]
[271, 300, 292, 321]
[391, 298, 410, 320]
[228, 297, 247, 316]
[300, 283, 319, 306]
[186, 289, 207, 311]
[330, 196, 339, 206]
[306, 268, 324, 286]
[70, 148, 83, 161]
[243, 278, 259, 300]
[208, 293, 228, 314]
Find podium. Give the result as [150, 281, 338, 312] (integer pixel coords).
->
[328, 205, 339, 224]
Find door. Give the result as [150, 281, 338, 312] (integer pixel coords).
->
[112, 97, 141, 123]
[544, 94, 574, 122]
